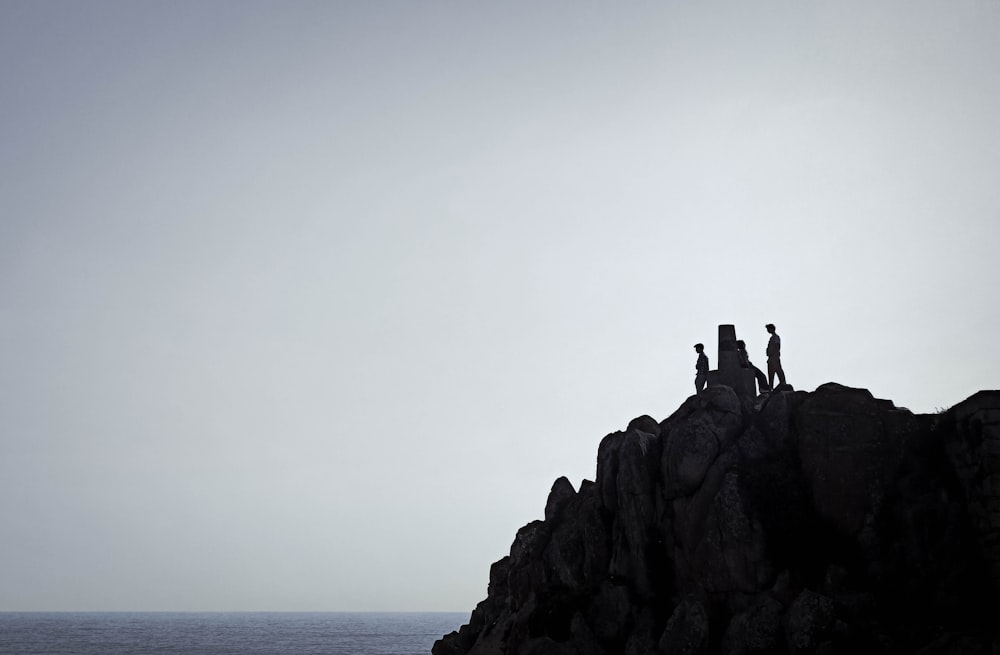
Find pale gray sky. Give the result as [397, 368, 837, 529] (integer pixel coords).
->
[1, 1, 998, 611]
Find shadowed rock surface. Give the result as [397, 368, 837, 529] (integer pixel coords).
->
[433, 384, 1000, 655]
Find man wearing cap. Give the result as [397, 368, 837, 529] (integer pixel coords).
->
[694, 343, 709, 393]
[765, 323, 786, 390]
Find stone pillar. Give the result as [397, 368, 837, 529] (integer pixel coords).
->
[718, 324, 740, 373]
[707, 324, 758, 401]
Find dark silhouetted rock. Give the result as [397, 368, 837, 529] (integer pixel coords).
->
[545, 477, 577, 522]
[658, 598, 710, 655]
[432, 386, 1000, 655]
[722, 594, 782, 655]
[785, 590, 836, 654]
[795, 383, 912, 538]
[940, 391, 1000, 592]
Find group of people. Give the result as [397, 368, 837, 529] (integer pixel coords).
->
[693, 323, 786, 394]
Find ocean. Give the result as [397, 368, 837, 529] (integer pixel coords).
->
[0, 612, 468, 655]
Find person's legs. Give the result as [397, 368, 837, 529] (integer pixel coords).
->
[775, 359, 786, 387]
[767, 359, 777, 390]
[695, 372, 707, 392]
[753, 366, 769, 392]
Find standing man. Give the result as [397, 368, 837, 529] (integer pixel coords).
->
[694, 343, 709, 393]
[765, 323, 786, 390]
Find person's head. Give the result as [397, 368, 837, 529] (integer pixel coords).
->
[736, 339, 746, 351]
[765, 323, 775, 334]
[694, 343, 704, 353]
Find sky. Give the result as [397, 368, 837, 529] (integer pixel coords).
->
[1, 1, 998, 612]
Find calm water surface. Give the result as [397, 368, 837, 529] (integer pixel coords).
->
[0, 612, 468, 655]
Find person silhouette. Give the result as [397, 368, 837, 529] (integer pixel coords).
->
[765, 323, 786, 390]
[694, 343, 708, 393]
[736, 339, 769, 393]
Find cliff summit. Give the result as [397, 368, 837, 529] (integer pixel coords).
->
[434, 384, 1000, 655]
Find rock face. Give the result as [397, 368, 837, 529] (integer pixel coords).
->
[433, 384, 1000, 655]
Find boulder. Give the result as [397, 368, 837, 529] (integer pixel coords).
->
[795, 384, 909, 537]
[722, 595, 783, 655]
[658, 598, 710, 655]
[784, 590, 836, 655]
[545, 476, 577, 522]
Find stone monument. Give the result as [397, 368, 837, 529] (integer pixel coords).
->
[706, 324, 758, 400]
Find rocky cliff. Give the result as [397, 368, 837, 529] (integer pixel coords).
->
[433, 384, 1000, 655]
